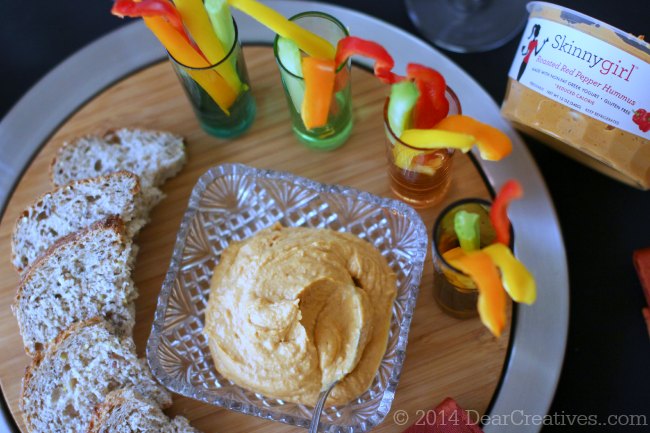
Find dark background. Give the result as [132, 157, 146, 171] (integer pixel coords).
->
[1, 1, 649, 432]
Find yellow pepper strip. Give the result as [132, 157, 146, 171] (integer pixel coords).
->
[301, 57, 336, 129]
[143, 16, 237, 113]
[435, 115, 512, 161]
[173, 0, 243, 94]
[391, 144, 441, 175]
[227, 0, 335, 60]
[483, 243, 536, 305]
[448, 250, 507, 337]
[399, 129, 475, 152]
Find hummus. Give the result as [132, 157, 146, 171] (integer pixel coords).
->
[501, 2, 650, 189]
[203, 224, 397, 406]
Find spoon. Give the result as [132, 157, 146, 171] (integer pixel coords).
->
[308, 284, 369, 432]
[308, 380, 338, 433]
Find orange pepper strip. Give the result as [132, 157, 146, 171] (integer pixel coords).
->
[435, 115, 512, 161]
[448, 250, 508, 337]
[301, 57, 336, 130]
[442, 246, 465, 262]
[143, 16, 237, 113]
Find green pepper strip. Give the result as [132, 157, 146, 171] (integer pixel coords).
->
[454, 210, 480, 252]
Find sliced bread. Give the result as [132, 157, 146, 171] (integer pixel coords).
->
[88, 388, 199, 433]
[14, 216, 137, 356]
[21, 319, 171, 433]
[51, 128, 186, 210]
[11, 171, 144, 273]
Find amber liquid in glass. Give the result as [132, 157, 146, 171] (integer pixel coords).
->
[388, 149, 453, 208]
[432, 201, 494, 318]
[433, 235, 479, 318]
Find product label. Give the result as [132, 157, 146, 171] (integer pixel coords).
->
[508, 17, 650, 139]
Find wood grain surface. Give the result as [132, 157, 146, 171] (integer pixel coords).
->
[0, 47, 509, 432]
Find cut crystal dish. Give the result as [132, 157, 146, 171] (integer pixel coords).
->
[147, 163, 428, 432]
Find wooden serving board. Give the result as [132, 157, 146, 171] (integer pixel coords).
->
[0, 47, 509, 432]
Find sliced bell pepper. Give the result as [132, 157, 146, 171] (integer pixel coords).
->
[387, 81, 419, 137]
[483, 243, 536, 304]
[112, 0, 196, 49]
[406, 63, 449, 129]
[277, 37, 305, 113]
[448, 250, 508, 337]
[112, 0, 185, 36]
[174, 0, 243, 93]
[454, 210, 481, 252]
[399, 129, 474, 151]
[442, 246, 465, 262]
[228, 0, 335, 60]
[143, 16, 237, 113]
[301, 57, 336, 129]
[412, 151, 444, 169]
[112, 0, 237, 113]
[335, 36, 401, 84]
[490, 180, 523, 246]
[391, 145, 443, 175]
[435, 115, 512, 161]
[205, 0, 236, 53]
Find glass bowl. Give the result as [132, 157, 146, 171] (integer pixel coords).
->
[147, 163, 427, 432]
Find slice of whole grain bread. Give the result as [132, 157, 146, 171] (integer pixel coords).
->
[21, 319, 171, 433]
[14, 216, 137, 356]
[11, 171, 144, 274]
[50, 128, 186, 211]
[88, 388, 199, 433]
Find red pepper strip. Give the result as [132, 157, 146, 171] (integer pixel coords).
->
[406, 63, 449, 128]
[334, 36, 402, 85]
[448, 250, 508, 337]
[633, 247, 650, 307]
[112, 0, 198, 51]
[490, 180, 523, 246]
[302, 57, 336, 130]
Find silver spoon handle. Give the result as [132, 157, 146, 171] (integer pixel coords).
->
[309, 382, 336, 433]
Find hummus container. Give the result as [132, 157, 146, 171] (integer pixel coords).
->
[501, 2, 650, 189]
[147, 164, 427, 433]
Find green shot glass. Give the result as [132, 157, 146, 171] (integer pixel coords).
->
[273, 12, 353, 151]
[169, 20, 256, 139]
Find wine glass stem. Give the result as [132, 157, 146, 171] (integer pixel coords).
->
[450, 0, 491, 12]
